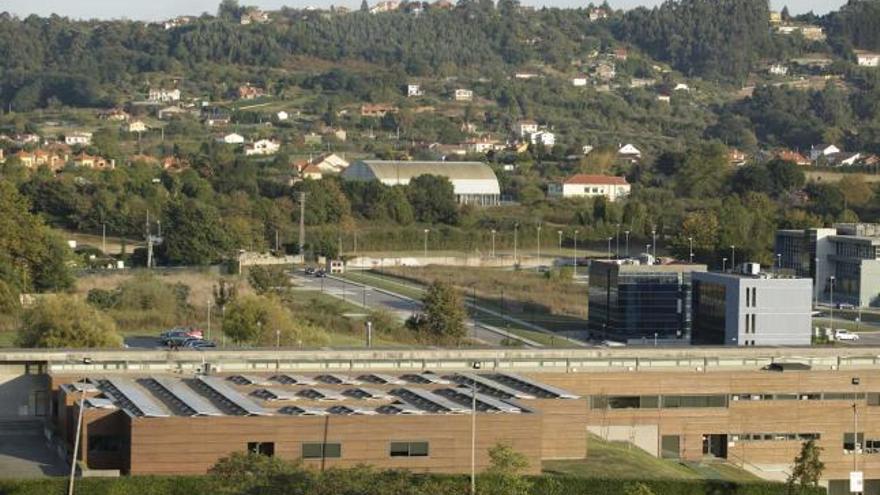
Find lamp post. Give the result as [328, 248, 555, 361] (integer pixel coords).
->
[513, 223, 519, 265]
[776, 254, 782, 271]
[206, 300, 212, 341]
[491, 229, 497, 258]
[651, 228, 657, 259]
[573, 229, 579, 276]
[537, 224, 542, 270]
[470, 361, 482, 495]
[688, 237, 694, 263]
[607, 237, 613, 259]
[615, 223, 621, 258]
[423, 229, 430, 259]
[830, 275, 836, 337]
[624, 230, 630, 258]
[730, 245, 736, 273]
[722, 257, 728, 272]
[557, 230, 563, 252]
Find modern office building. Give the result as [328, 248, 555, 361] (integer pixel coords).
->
[7, 347, 880, 492]
[588, 259, 707, 343]
[691, 268, 813, 346]
[776, 224, 880, 307]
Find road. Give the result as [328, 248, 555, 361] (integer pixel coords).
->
[291, 273, 531, 347]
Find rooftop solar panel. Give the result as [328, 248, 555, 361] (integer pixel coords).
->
[377, 403, 426, 415]
[272, 374, 318, 386]
[298, 388, 346, 401]
[149, 378, 223, 416]
[453, 373, 536, 400]
[85, 398, 117, 409]
[102, 377, 169, 418]
[228, 375, 273, 386]
[252, 388, 298, 401]
[327, 405, 379, 416]
[196, 376, 271, 416]
[391, 387, 470, 414]
[317, 374, 362, 385]
[441, 387, 523, 414]
[345, 387, 392, 400]
[491, 373, 581, 399]
[278, 405, 328, 416]
[402, 373, 452, 385]
[359, 373, 405, 385]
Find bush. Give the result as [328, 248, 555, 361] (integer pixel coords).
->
[247, 266, 291, 295]
[86, 288, 118, 310]
[16, 295, 123, 348]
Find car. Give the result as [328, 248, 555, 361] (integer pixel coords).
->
[161, 327, 204, 346]
[837, 303, 856, 310]
[834, 329, 860, 341]
[182, 338, 216, 349]
[304, 267, 316, 275]
[315, 269, 327, 278]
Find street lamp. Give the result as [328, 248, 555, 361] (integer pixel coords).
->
[651, 228, 657, 259]
[688, 237, 694, 263]
[607, 237, 613, 259]
[615, 223, 621, 258]
[830, 275, 836, 337]
[423, 229, 430, 259]
[491, 229, 497, 258]
[573, 229, 579, 276]
[557, 230, 563, 252]
[776, 253, 782, 271]
[536, 223, 542, 270]
[470, 361, 482, 495]
[729, 245, 736, 273]
[624, 230, 630, 258]
[513, 223, 519, 265]
[722, 257, 728, 272]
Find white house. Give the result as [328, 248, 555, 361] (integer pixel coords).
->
[582, 145, 594, 155]
[454, 89, 473, 102]
[618, 143, 642, 159]
[516, 120, 539, 137]
[827, 152, 862, 167]
[856, 51, 880, 67]
[769, 64, 789, 76]
[65, 132, 93, 146]
[465, 137, 504, 154]
[572, 77, 588, 87]
[810, 144, 840, 161]
[407, 84, 423, 97]
[530, 131, 556, 148]
[657, 94, 671, 103]
[245, 139, 281, 156]
[674, 83, 691, 91]
[276, 111, 289, 121]
[127, 121, 148, 133]
[548, 174, 631, 201]
[148, 88, 181, 103]
[219, 133, 245, 145]
[342, 160, 501, 206]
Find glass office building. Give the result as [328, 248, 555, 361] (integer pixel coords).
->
[588, 260, 707, 343]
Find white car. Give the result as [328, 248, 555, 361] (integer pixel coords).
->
[834, 330, 860, 341]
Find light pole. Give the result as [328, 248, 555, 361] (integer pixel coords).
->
[624, 231, 630, 258]
[730, 245, 736, 273]
[275, 328, 281, 348]
[607, 237, 612, 259]
[557, 230, 563, 252]
[470, 361, 481, 495]
[651, 228, 657, 259]
[615, 223, 621, 258]
[776, 254, 782, 272]
[491, 229, 496, 258]
[722, 257, 728, 272]
[688, 237, 694, 263]
[536, 224, 542, 270]
[573, 229, 579, 276]
[67, 385, 86, 495]
[513, 223, 519, 265]
[830, 275, 836, 338]
[102, 222, 106, 254]
[423, 229, 430, 259]
[207, 299, 212, 341]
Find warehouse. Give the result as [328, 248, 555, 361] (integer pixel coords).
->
[341, 160, 501, 206]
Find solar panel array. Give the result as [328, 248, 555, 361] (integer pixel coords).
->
[391, 387, 470, 414]
[401, 373, 452, 385]
[146, 377, 223, 416]
[272, 374, 318, 386]
[327, 405, 379, 416]
[344, 387, 392, 400]
[196, 376, 271, 416]
[278, 405, 328, 416]
[317, 374, 362, 385]
[491, 373, 581, 399]
[228, 375, 273, 386]
[437, 388, 523, 414]
[452, 373, 536, 400]
[377, 402, 426, 415]
[101, 377, 169, 418]
[359, 373, 405, 385]
[252, 388, 298, 401]
[298, 388, 346, 401]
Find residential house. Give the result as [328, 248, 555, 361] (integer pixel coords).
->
[613, 48, 629, 61]
[769, 11, 782, 23]
[100, 109, 130, 122]
[370, 1, 400, 13]
[161, 156, 189, 171]
[218, 133, 245, 145]
[432, 0, 453, 8]
[582, 145, 594, 155]
[775, 149, 811, 166]
[630, 78, 656, 88]
[617, 143, 642, 162]
[204, 116, 231, 127]
[810, 143, 840, 161]
[454, 89, 473, 102]
[826, 152, 862, 167]
[361, 104, 398, 118]
[407, 84, 423, 97]
[295, 153, 350, 179]
[657, 94, 671, 103]
[276, 111, 289, 122]
[800, 26, 826, 41]
[15, 150, 67, 171]
[237, 84, 266, 100]
[127, 121, 148, 133]
[148, 88, 181, 103]
[769, 64, 789, 76]
[162, 16, 194, 30]
[856, 51, 880, 67]
[244, 139, 280, 156]
[588, 7, 609, 21]
[464, 137, 504, 154]
[73, 152, 115, 170]
[240, 8, 270, 24]
[514, 73, 540, 80]
[572, 76, 588, 87]
[304, 133, 323, 146]
[548, 174, 631, 201]
[515, 120, 539, 137]
[595, 62, 616, 81]
[65, 132, 93, 146]
[728, 148, 748, 167]
[674, 83, 691, 91]
[158, 106, 186, 120]
[530, 131, 556, 148]
[430, 143, 467, 159]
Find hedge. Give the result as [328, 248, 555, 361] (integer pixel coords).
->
[0, 474, 826, 495]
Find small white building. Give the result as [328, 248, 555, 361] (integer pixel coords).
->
[516, 120, 539, 137]
[65, 132, 93, 146]
[810, 143, 840, 161]
[407, 84, 423, 97]
[276, 111, 289, 121]
[454, 89, 473, 102]
[572, 77, 588, 87]
[529, 131, 556, 148]
[245, 139, 281, 156]
[127, 121, 148, 133]
[148, 88, 181, 103]
[219, 133, 245, 145]
[856, 51, 880, 67]
[548, 174, 631, 201]
[769, 64, 789, 76]
[618, 143, 642, 159]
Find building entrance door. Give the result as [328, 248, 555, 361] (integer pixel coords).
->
[701, 434, 728, 459]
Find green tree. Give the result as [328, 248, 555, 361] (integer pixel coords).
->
[787, 439, 824, 494]
[247, 266, 291, 295]
[209, 452, 312, 495]
[17, 295, 123, 348]
[160, 199, 232, 266]
[222, 294, 328, 346]
[408, 280, 466, 344]
[838, 175, 874, 208]
[407, 175, 459, 225]
[479, 442, 532, 495]
[624, 482, 657, 495]
[675, 143, 729, 198]
[670, 210, 720, 263]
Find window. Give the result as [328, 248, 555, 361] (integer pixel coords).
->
[752, 287, 757, 307]
[591, 395, 660, 409]
[390, 441, 429, 457]
[88, 435, 124, 454]
[661, 435, 680, 459]
[843, 433, 865, 453]
[751, 314, 756, 334]
[302, 442, 341, 459]
[248, 442, 275, 457]
[661, 395, 728, 409]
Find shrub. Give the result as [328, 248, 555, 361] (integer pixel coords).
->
[16, 295, 122, 348]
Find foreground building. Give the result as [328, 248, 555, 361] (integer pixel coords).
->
[548, 174, 631, 201]
[588, 259, 707, 343]
[5, 347, 880, 492]
[776, 223, 880, 307]
[691, 268, 813, 346]
[342, 160, 501, 206]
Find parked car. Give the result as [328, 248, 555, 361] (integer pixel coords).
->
[315, 269, 327, 278]
[304, 266, 316, 275]
[834, 329, 860, 341]
[837, 303, 856, 310]
[160, 327, 204, 346]
[182, 338, 216, 349]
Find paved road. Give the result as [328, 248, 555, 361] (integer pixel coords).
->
[292, 273, 516, 346]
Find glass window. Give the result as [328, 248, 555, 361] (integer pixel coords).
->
[248, 442, 275, 457]
[302, 442, 341, 459]
[661, 435, 680, 459]
[390, 441, 429, 457]
[88, 435, 123, 454]
[662, 395, 728, 408]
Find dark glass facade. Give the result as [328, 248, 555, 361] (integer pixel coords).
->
[588, 263, 695, 342]
[691, 280, 727, 345]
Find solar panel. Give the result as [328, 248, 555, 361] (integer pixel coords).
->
[298, 388, 346, 401]
[391, 387, 470, 414]
[491, 373, 581, 399]
[279, 405, 328, 416]
[149, 377, 223, 416]
[272, 374, 318, 386]
[453, 373, 536, 400]
[441, 387, 523, 414]
[252, 388, 298, 401]
[102, 377, 169, 418]
[228, 375, 273, 386]
[377, 403, 426, 415]
[402, 373, 452, 385]
[358, 373, 405, 385]
[327, 405, 379, 416]
[85, 398, 117, 409]
[317, 374, 362, 385]
[345, 387, 392, 400]
[196, 376, 271, 416]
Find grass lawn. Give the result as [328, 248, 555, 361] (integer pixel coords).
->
[543, 435, 761, 482]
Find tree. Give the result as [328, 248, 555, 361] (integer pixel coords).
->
[17, 295, 123, 348]
[407, 175, 459, 225]
[160, 199, 232, 266]
[675, 143, 729, 198]
[360, 0, 369, 12]
[479, 442, 532, 495]
[217, 0, 242, 20]
[222, 294, 328, 346]
[838, 175, 874, 208]
[407, 280, 466, 344]
[209, 452, 312, 495]
[247, 266, 291, 295]
[624, 482, 656, 495]
[787, 439, 824, 493]
[670, 210, 720, 263]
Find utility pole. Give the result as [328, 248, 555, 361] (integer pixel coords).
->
[68, 387, 86, 495]
[145, 211, 153, 269]
[102, 222, 106, 255]
[513, 223, 519, 265]
[298, 192, 306, 255]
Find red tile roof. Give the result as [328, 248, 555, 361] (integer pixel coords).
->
[564, 174, 629, 186]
